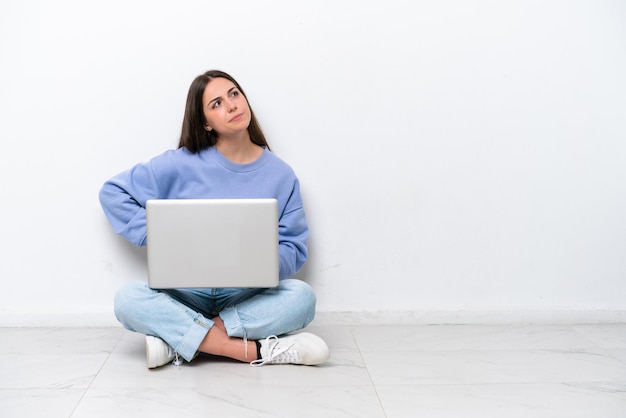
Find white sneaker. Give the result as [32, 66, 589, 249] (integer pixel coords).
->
[146, 335, 176, 369]
[251, 332, 329, 367]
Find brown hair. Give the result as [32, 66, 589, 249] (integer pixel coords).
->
[178, 70, 270, 153]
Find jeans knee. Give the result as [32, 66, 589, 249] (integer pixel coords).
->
[113, 281, 150, 326]
[282, 279, 317, 326]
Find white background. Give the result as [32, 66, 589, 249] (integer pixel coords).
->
[1, 0, 625, 325]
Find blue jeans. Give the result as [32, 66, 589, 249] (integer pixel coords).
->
[113, 279, 317, 361]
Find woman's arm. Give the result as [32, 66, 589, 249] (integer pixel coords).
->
[99, 163, 161, 246]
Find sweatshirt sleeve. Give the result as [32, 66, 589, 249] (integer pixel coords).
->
[98, 162, 162, 247]
[278, 178, 309, 280]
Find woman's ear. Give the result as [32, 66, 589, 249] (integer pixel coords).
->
[205, 124, 212, 132]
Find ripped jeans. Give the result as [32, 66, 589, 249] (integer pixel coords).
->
[113, 279, 317, 361]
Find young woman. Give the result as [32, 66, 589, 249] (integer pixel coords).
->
[99, 70, 329, 368]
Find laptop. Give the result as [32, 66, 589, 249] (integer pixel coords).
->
[145, 198, 279, 289]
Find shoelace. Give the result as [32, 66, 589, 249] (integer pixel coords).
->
[172, 351, 182, 367]
[250, 335, 298, 367]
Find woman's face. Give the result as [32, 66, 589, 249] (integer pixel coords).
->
[202, 77, 251, 138]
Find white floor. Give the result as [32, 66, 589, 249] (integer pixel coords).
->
[1, 323, 625, 417]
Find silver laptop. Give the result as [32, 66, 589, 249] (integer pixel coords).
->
[145, 198, 279, 289]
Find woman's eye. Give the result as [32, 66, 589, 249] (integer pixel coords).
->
[231, 90, 239, 97]
[212, 100, 221, 109]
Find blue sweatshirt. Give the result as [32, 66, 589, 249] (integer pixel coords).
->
[99, 146, 308, 280]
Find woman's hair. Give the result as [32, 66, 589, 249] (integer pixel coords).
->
[178, 70, 270, 153]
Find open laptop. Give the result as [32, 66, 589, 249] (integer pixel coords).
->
[145, 198, 279, 289]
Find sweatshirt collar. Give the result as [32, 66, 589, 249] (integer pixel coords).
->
[206, 146, 269, 173]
